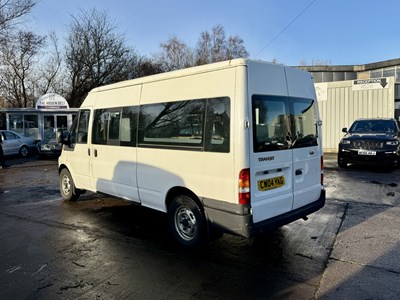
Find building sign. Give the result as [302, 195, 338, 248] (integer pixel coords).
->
[35, 93, 69, 109]
[352, 78, 389, 91]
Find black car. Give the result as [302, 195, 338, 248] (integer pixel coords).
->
[338, 118, 400, 168]
[37, 131, 68, 157]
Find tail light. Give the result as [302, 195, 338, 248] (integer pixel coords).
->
[239, 168, 250, 205]
[321, 156, 324, 185]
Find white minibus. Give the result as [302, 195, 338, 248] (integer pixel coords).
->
[58, 59, 325, 248]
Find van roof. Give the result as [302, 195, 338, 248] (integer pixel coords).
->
[90, 58, 282, 94]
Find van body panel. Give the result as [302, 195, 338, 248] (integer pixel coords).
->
[88, 85, 142, 202]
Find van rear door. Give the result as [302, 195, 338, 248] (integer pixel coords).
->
[248, 63, 321, 224]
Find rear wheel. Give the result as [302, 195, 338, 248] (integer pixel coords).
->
[59, 168, 79, 201]
[168, 195, 207, 249]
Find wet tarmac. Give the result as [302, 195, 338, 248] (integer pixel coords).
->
[0, 154, 399, 299]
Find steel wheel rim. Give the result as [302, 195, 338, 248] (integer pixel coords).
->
[175, 206, 197, 241]
[61, 174, 71, 196]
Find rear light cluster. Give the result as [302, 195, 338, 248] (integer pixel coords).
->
[239, 168, 250, 205]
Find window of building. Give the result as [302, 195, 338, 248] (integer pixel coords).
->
[383, 67, 395, 77]
[333, 72, 345, 81]
[371, 69, 383, 78]
[24, 114, 39, 139]
[8, 114, 24, 135]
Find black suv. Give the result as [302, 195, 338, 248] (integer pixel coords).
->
[338, 118, 400, 168]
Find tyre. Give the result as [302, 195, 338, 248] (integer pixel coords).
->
[19, 145, 29, 157]
[167, 194, 207, 249]
[337, 154, 348, 168]
[59, 168, 79, 201]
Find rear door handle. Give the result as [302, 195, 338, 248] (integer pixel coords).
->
[295, 169, 302, 175]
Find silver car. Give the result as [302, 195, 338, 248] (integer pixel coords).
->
[0, 130, 36, 157]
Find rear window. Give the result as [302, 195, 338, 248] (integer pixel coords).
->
[252, 95, 318, 152]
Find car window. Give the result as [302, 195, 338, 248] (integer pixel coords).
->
[4, 131, 19, 140]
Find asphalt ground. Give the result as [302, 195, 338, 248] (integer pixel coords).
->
[0, 153, 399, 299]
[320, 152, 400, 299]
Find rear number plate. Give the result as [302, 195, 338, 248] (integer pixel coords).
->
[358, 150, 376, 155]
[258, 176, 285, 191]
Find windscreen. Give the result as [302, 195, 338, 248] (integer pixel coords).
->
[252, 95, 318, 152]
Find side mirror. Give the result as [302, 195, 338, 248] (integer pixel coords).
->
[342, 128, 348, 133]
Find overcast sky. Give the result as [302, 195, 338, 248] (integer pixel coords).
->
[29, 0, 400, 66]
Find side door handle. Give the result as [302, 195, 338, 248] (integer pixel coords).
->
[295, 169, 302, 175]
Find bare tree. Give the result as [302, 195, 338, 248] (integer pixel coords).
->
[64, 8, 140, 107]
[155, 35, 194, 72]
[298, 58, 332, 66]
[0, 30, 45, 108]
[34, 31, 64, 95]
[0, 0, 36, 34]
[195, 25, 248, 65]
[155, 25, 248, 71]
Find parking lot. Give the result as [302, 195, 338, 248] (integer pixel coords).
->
[0, 154, 399, 299]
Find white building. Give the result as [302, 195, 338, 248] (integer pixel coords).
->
[299, 58, 400, 152]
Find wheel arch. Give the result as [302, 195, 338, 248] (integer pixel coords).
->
[165, 186, 204, 213]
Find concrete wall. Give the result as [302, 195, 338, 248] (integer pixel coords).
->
[315, 77, 395, 152]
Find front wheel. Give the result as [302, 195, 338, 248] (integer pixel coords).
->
[59, 168, 79, 201]
[19, 145, 29, 157]
[337, 154, 348, 168]
[167, 195, 207, 249]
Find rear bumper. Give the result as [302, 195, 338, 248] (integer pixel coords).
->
[250, 189, 325, 236]
[203, 189, 326, 238]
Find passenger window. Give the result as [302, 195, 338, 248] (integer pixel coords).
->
[139, 100, 205, 147]
[205, 97, 230, 153]
[92, 109, 123, 146]
[92, 110, 108, 145]
[121, 106, 138, 146]
[108, 111, 121, 144]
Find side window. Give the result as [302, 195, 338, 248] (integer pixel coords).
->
[77, 110, 90, 144]
[4, 131, 19, 140]
[92, 109, 108, 145]
[121, 106, 138, 147]
[92, 108, 123, 146]
[69, 109, 90, 148]
[139, 100, 205, 147]
[205, 97, 230, 153]
[108, 111, 121, 142]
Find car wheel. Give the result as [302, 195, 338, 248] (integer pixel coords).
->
[168, 194, 207, 249]
[19, 145, 29, 157]
[337, 154, 348, 168]
[59, 168, 79, 201]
